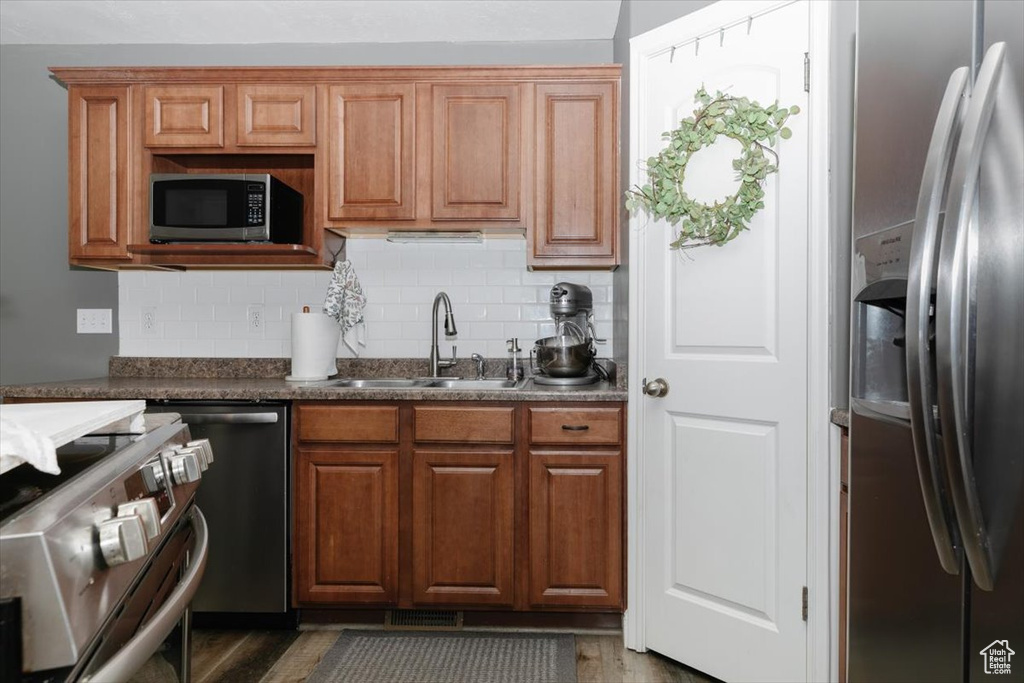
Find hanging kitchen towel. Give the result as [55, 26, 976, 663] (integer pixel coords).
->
[323, 259, 367, 356]
[0, 417, 59, 475]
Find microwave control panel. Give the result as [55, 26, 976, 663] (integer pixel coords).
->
[247, 183, 265, 226]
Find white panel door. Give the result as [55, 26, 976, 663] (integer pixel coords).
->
[634, 2, 810, 681]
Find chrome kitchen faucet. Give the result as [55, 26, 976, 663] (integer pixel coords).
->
[429, 291, 458, 377]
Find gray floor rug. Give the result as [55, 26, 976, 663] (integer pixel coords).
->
[306, 630, 578, 683]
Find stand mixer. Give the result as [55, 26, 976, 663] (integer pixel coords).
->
[532, 282, 607, 386]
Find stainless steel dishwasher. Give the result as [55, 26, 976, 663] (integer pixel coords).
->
[147, 401, 293, 628]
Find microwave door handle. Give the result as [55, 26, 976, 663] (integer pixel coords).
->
[906, 66, 970, 575]
[82, 507, 209, 683]
[936, 43, 1010, 592]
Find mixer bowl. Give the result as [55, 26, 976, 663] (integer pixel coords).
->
[532, 335, 595, 377]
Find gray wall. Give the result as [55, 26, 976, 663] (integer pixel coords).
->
[610, 0, 857, 408]
[0, 39, 611, 385]
[611, 0, 723, 366]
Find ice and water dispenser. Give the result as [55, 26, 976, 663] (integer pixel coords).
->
[851, 221, 920, 422]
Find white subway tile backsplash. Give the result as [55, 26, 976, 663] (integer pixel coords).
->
[247, 271, 282, 287]
[118, 239, 614, 358]
[384, 269, 418, 287]
[160, 282, 195, 304]
[214, 340, 248, 357]
[264, 288, 298, 305]
[197, 321, 232, 339]
[180, 339, 216, 356]
[249, 340, 285, 357]
[213, 305, 246, 322]
[197, 288, 231, 304]
[164, 321, 198, 339]
[229, 286, 263, 304]
[128, 288, 161, 306]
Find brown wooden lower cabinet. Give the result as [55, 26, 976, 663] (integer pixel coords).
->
[528, 449, 622, 608]
[294, 447, 399, 604]
[292, 400, 624, 612]
[412, 448, 515, 606]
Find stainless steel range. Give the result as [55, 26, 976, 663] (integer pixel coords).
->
[0, 412, 214, 682]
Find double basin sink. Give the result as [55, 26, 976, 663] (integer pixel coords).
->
[321, 377, 524, 390]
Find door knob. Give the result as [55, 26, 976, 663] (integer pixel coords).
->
[642, 377, 669, 398]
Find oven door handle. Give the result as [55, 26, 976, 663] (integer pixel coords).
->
[82, 507, 209, 683]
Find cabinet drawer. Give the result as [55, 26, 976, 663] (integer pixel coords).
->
[298, 405, 398, 443]
[528, 406, 622, 445]
[414, 406, 514, 444]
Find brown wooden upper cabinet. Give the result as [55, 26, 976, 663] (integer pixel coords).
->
[144, 85, 225, 148]
[530, 81, 619, 269]
[236, 85, 316, 147]
[51, 66, 619, 269]
[144, 84, 315, 149]
[326, 83, 416, 220]
[431, 83, 523, 222]
[67, 85, 132, 261]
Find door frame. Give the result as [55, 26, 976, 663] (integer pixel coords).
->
[624, 2, 834, 681]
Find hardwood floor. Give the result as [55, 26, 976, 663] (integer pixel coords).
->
[190, 629, 720, 683]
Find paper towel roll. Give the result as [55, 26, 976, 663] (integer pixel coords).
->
[288, 312, 341, 381]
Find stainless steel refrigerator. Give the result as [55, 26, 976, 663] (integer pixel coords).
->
[848, 1, 1024, 681]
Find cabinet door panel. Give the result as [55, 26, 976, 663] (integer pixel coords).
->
[295, 448, 399, 604]
[237, 84, 316, 146]
[432, 84, 521, 221]
[532, 82, 618, 267]
[144, 85, 224, 148]
[327, 84, 415, 219]
[68, 86, 132, 261]
[529, 449, 622, 608]
[412, 449, 515, 606]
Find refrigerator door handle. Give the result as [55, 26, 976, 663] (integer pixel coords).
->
[936, 42, 1007, 591]
[906, 66, 970, 575]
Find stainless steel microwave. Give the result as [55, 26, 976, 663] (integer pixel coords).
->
[149, 173, 303, 243]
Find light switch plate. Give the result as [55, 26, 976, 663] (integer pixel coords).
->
[77, 308, 112, 334]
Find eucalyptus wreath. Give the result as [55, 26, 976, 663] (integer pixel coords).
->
[625, 87, 800, 249]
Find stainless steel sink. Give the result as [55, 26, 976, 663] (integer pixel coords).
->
[427, 378, 524, 390]
[325, 378, 437, 388]
[320, 377, 524, 390]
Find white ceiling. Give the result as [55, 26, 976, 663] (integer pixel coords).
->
[0, 0, 622, 45]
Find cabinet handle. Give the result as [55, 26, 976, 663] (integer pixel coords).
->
[562, 425, 590, 431]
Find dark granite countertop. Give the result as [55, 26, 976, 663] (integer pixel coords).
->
[830, 408, 849, 429]
[0, 357, 627, 403]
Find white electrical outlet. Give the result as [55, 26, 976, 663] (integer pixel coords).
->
[77, 308, 112, 334]
[141, 306, 158, 337]
[247, 304, 265, 335]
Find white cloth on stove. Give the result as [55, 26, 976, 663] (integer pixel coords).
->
[0, 417, 60, 475]
[323, 259, 367, 356]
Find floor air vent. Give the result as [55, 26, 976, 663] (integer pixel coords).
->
[385, 609, 463, 631]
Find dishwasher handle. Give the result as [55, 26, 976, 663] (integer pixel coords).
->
[177, 412, 279, 425]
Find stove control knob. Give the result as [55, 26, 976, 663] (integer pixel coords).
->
[98, 515, 148, 567]
[168, 452, 201, 485]
[173, 446, 206, 471]
[141, 456, 170, 493]
[117, 499, 161, 540]
[187, 439, 214, 466]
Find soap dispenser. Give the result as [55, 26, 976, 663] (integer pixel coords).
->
[506, 338, 524, 382]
